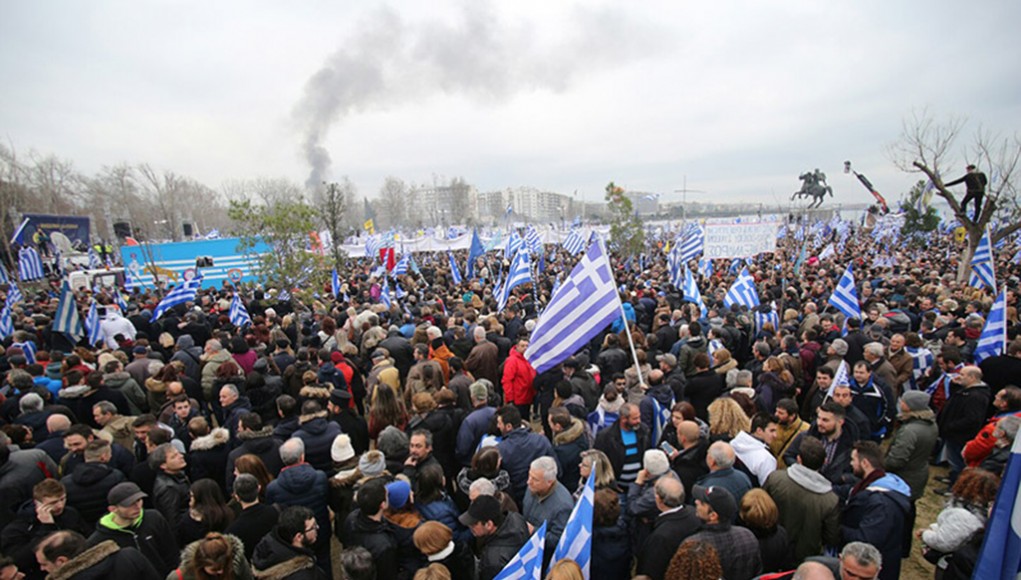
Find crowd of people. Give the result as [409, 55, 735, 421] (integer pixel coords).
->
[0, 217, 1019, 580]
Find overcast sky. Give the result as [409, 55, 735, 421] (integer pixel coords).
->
[2, 1, 1019, 209]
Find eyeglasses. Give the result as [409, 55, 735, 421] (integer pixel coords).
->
[304, 523, 319, 534]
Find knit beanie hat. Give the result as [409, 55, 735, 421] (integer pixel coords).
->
[358, 450, 386, 477]
[331, 434, 355, 463]
[386, 480, 411, 509]
[900, 390, 930, 413]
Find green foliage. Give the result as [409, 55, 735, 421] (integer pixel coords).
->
[604, 181, 645, 255]
[228, 197, 327, 299]
[899, 180, 941, 241]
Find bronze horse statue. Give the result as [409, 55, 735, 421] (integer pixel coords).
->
[792, 169, 832, 208]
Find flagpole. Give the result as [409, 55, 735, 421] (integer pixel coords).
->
[617, 298, 647, 389]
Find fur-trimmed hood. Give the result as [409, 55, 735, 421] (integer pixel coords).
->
[47, 540, 120, 580]
[252, 555, 317, 580]
[238, 425, 275, 442]
[298, 410, 329, 424]
[898, 408, 936, 423]
[189, 427, 230, 451]
[554, 417, 586, 445]
[177, 534, 250, 580]
[298, 385, 332, 400]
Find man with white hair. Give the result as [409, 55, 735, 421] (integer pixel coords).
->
[694, 440, 752, 506]
[200, 339, 231, 401]
[465, 326, 500, 386]
[863, 342, 898, 398]
[522, 456, 573, 556]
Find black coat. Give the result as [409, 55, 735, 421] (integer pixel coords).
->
[938, 383, 993, 444]
[187, 428, 230, 490]
[226, 427, 283, 489]
[635, 507, 702, 579]
[840, 479, 912, 580]
[340, 510, 400, 579]
[88, 509, 179, 576]
[591, 518, 633, 580]
[684, 370, 724, 421]
[979, 354, 1021, 392]
[478, 512, 531, 580]
[594, 419, 650, 489]
[252, 526, 328, 580]
[1, 500, 88, 580]
[48, 541, 157, 580]
[331, 409, 370, 455]
[294, 416, 342, 473]
[225, 503, 280, 560]
[61, 463, 125, 526]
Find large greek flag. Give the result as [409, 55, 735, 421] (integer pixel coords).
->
[526, 237, 622, 375]
[0, 305, 12, 340]
[974, 289, 1007, 364]
[754, 303, 780, 333]
[906, 346, 934, 390]
[85, 301, 102, 346]
[498, 249, 531, 312]
[677, 224, 704, 264]
[392, 255, 410, 277]
[562, 229, 587, 256]
[448, 251, 463, 285]
[229, 293, 252, 328]
[974, 432, 1021, 579]
[724, 267, 760, 309]
[551, 472, 595, 578]
[495, 521, 546, 580]
[7, 283, 23, 306]
[53, 282, 84, 342]
[969, 229, 997, 292]
[380, 280, 392, 309]
[828, 263, 862, 321]
[150, 275, 203, 322]
[18, 247, 44, 281]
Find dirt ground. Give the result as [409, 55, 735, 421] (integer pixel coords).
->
[902, 465, 950, 580]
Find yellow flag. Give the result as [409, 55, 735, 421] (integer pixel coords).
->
[363, 219, 375, 234]
[954, 226, 966, 244]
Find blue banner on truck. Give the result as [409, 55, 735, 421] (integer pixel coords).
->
[16, 213, 91, 248]
[119, 238, 270, 289]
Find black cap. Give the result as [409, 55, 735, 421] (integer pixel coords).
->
[108, 482, 148, 507]
[692, 485, 737, 522]
[458, 495, 501, 527]
[329, 389, 352, 406]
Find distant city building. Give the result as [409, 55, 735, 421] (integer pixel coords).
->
[627, 192, 662, 216]
[407, 181, 479, 226]
[477, 187, 579, 224]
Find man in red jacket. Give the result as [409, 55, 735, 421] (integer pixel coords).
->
[963, 385, 1021, 467]
[502, 336, 536, 419]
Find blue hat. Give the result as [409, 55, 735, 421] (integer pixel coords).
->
[386, 480, 411, 509]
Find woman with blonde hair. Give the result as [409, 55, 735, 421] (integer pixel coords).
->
[545, 559, 584, 580]
[707, 397, 750, 442]
[576, 449, 618, 499]
[739, 488, 792, 573]
[712, 347, 737, 376]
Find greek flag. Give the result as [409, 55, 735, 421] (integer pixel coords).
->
[229, 293, 252, 328]
[18, 247, 44, 281]
[10, 218, 30, 245]
[754, 303, 780, 333]
[467, 229, 486, 279]
[828, 263, 862, 321]
[1013, 248, 1021, 265]
[331, 268, 341, 298]
[975, 428, 1021, 578]
[969, 229, 997, 292]
[562, 229, 586, 256]
[448, 251, 463, 285]
[88, 247, 102, 269]
[52, 281, 84, 342]
[682, 266, 707, 318]
[392, 255, 410, 277]
[549, 276, 562, 303]
[10, 340, 36, 364]
[723, 267, 760, 309]
[974, 289, 1007, 364]
[380, 281, 392, 309]
[498, 249, 532, 312]
[525, 224, 543, 255]
[551, 472, 595, 578]
[395, 283, 407, 300]
[277, 288, 291, 302]
[818, 243, 836, 261]
[728, 258, 744, 276]
[506, 203, 514, 216]
[699, 258, 713, 279]
[525, 237, 622, 374]
[668, 246, 683, 289]
[495, 521, 545, 580]
[85, 301, 102, 346]
[828, 360, 851, 398]
[114, 291, 129, 313]
[678, 224, 704, 264]
[506, 231, 525, 260]
[150, 275, 202, 322]
[0, 305, 12, 340]
[7, 283, 23, 306]
[906, 346, 934, 390]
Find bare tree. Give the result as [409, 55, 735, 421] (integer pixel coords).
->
[313, 178, 355, 267]
[889, 110, 1021, 282]
[377, 176, 407, 228]
[27, 152, 84, 214]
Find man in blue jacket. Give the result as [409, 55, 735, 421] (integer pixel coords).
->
[495, 405, 556, 507]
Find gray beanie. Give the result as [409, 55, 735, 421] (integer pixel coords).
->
[900, 390, 930, 413]
[358, 450, 386, 477]
[643, 449, 670, 477]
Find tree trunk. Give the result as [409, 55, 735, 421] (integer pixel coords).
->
[957, 224, 982, 284]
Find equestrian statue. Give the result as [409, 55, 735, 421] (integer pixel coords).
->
[791, 169, 832, 208]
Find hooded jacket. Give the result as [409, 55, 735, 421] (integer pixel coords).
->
[763, 464, 840, 563]
[938, 382, 993, 445]
[61, 462, 125, 526]
[226, 427, 283, 488]
[100, 415, 136, 454]
[103, 372, 147, 415]
[885, 408, 939, 500]
[841, 472, 912, 580]
[478, 511, 531, 580]
[46, 540, 157, 580]
[498, 427, 558, 505]
[293, 414, 341, 473]
[678, 335, 708, 377]
[502, 348, 537, 406]
[266, 463, 329, 530]
[339, 510, 399, 579]
[552, 417, 589, 491]
[730, 431, 777, 486]
[200, 350, 233, 399]
[252, 526, 327, 580]
[89, 509, 179, 576]
[188, 427, 230, 489]
[783, 425, 855, 484]
[170, 336, 203, 383]
[638, 382, 674, 441]
[172, 533, 254, 580]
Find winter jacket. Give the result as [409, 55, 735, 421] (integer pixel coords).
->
[849, 375, 896, 439]
[339, 510, 400, 579]
[0, 448, 57, 527]
[755, 371, 793, 415]
[501, 348, 536, 406]
[730, 431, 777, 486]
[200, 350, 233, 400]
[595, 346, 629, 379]
[696, 467, 753, 507]
[62, 462, 125, 526]
[684, 522, 763, 580]
[225, 503, 280, 560]
[594, 419, 650, 490]
[770, 416, 809, 459]
[552, 418, 589, 491]
[678, 335, 708, 377]
[591, 516, 632, 580]
[46, 540, 157, 580]
[570, 370, 600, 412]
[332, 408, 370, 456]
[635, 507, 702, 580]
[921, 503, 986, 554]
[226, 427, 283, 489]
[586, 395, 623, 438]
[293, 414, 341, 473]
[222, 395, 253, 445]
[170, 336, 203, 384]
[153, 471, 190, 525]
[638, 383, 674, 440]
[171, 533, 254, 580]
[840, 473, 912, 580]
[417, 495, 472, 545]
[964, 410, 1021, 467]
[266, 463, 330, 532]
[763, 464, 840, 563]
[89, 509, 180, 576]
[1, 500, 87, 579]
[188, 428, 230, 490]
[522, 482, 574, 552]
[103, 372, 148, 415]
[252, 526, 327, 580]
[783, 425, 855, 484]
[938, 382, 993, 445]
[99, 415, 137, 454]
[478, 511, 530, 580]
[684, 369, 724, 421]
[884, 409, 939, 500]
[751, 524, 793, 574]
[497, 427, 557, 505]
[465, 341, 501, 387]
[456, 406, 496, 466]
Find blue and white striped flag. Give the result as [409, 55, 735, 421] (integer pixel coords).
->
[525, 224, 543, 255]
[495, 521, 546, 580]
[969, 229, 997, 292]
[906, 346, 934, 390]
[827, 360, 851, 398]
[682, 266, 707, 318]
[277, 288, 291, 302]
[7, 283, 23, 306]
[754, 304, 781, 334]
[114, 291, 129, 313]
[0, 305, 12, 340]
[380, 281, 392, 309]
[724, 267, 760, 309]
[562, 229, 586, 256]
[392, 255, 410, 278]
[447, 251, 463, 285]
[828, 263, 862, 321]
[818, 243, 836, 261]
[150, 275, 202, 322]
[52, 281, 84, 342]
[974, 426, 1021, 578]
[974, 289, 1008, 364]
[331, 268, 341, 299]
[549, 276, 562, 303]
[18, 247, 44, 281]
[229, 293, 252, 328]
[88, 247, 102, 269]
[525, 237, 622, 374]
[551, 471, 594, 578]
[395, 283, 407, 300]
[678, 224, 704, 264]
[698, 258, 713, 279]
[85, 301, 102, 346]
[498, 248, 532, 312]
[10, 340, 36, 364]
[505, 231, 525, 260]
[728, 258, 744, 276]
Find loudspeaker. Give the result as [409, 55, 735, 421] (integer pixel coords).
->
[196, 256, 214, 268]
[113, 222, 132, 239]
[182, 223, 194, 237]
